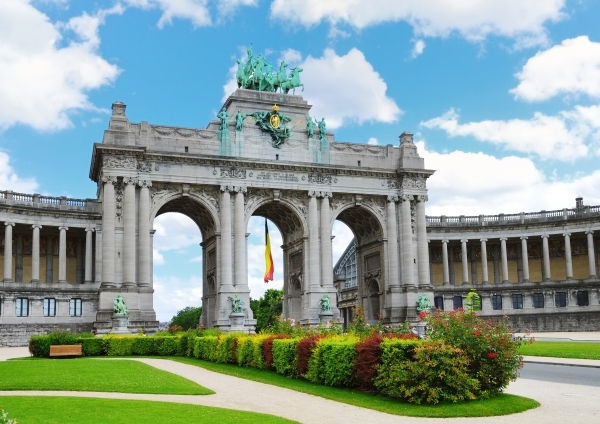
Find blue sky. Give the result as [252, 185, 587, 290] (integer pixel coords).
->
[2, 0, 600, 321]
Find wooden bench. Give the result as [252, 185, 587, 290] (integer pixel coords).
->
[49, 345, 82, 358]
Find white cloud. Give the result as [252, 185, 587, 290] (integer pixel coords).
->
[421, 107, 600, 161]
[153, 212, 202, 254]
[0, 151, 39, 192]
[411, 39, 426, 58]
[279, 48, 302, 67]
[367, 137, 378, 145]
[153, 275, 203, 322]
[217, 0, 257, 16]
[0, 1, 121, 131]
[511, 36, 600, 102]
[418, 140, 600, 216]
[153, 248, 165, 265]
[332, 221, 354, 264]
[125, 0, 211, 27]
[270, 0, 566, 47]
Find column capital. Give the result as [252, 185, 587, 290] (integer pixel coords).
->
[101, 175, 117, 184]
[500, 237, 508, 241]
[416, 194, 428, 202]
[520, 236, 528, 240]
[460, 239, 468, 243]
[4, 222, 15, 227]
[138, 179, 152, 188]
[480, 238, 488, 242]
[31, 224, 42, 229]
[124, 176, 138, 185]
[441, 238, 449, 244]
[563, 231, 571, 237]
[541, 234, 549, 239]
[58, 226, 69, 231]
[307, 190, 319, 198]
[231, 186, 247, 194]
[586, 229, 594, 235]
[220, 185, 233, 193]
[400, 194, 412, 202]
[317, 191, 332, 199]
[387, 194, 399, 202]
[85, 227, 94, 233]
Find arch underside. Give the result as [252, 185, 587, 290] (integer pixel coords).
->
[253, 202, 304, 244]
[156, 197, 216, 239]
[336, 206, 382, 244]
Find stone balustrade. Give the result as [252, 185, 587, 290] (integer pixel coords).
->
[0, 190, 98, 212]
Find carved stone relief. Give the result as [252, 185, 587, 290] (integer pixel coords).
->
[221, 167, 246, 179]
[190, 186, 220, 212]
[137, 161, 158, 172]
[115, 182, 123, 218]
[308, 173, 333, 185]
[402, 176, 426, 189]
[103, 155, 136, 169]
[244, 188, 272, 214]
[281, 191, 308, 219]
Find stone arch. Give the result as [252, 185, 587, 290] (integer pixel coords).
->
[244, 198, 307, 244]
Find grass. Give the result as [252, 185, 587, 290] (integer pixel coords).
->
[170, 357, 539, 418]
[520, 341, 600, 360]
[0, 359, 213, 395]
[0, 396, 297, 424]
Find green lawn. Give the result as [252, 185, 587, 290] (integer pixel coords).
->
[0, 359, 212, 395]
[171, 358, 539, 418]
[520, 341, 600, 360]
[0, 396, 297, 424]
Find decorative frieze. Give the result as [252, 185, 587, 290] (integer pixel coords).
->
[103, 155, 136, 170]
[189, 186, 220, 212]
[402, 176, 426, 189]
[220, 167, 246, 179]
[137, 161, 158, 172]
[308, 173, 334, 185]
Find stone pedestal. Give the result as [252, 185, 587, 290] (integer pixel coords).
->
[110, 314, 131, 334]
[229, 312, 246, 332]
[319, 311, 333, 324]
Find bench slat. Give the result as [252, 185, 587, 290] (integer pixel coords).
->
[49, 345, 82, 357]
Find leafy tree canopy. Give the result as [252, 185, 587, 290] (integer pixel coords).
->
[250, 289, 283, 333]
[170, 306, 202, 330]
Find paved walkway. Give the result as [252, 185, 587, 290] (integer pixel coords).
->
[1, 347, 600, 423]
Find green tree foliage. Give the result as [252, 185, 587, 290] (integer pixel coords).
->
[170, 306, 202, 330]
[250, 289, 283, 332]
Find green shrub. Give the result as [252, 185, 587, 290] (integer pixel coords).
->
[305, 341, 324, 383]
[215, 334, 241, 364]
[132, 337, 158, 355]
[236, 336, 255, 367]
[78, 337, 105, 356]
[194, 336, 218, 361]
[251, 335, 270, 369]
[105, 336, 136, 356]
[318, 336, 358, 387]
[155, 337, 178, 356]
[374, 340, 479, 404]
[28, 330, 80, 357]
[272, 338, 299, 377]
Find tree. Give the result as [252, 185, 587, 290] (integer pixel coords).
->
[250, 289, 283, 332]
[170, 306, 202, 330]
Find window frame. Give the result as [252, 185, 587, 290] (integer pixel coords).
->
[491, 294, 503, 310]
[15, 297, 29, 317]
[69, 298, 82, 317]
[43, 297, 56, 317]
[452, 296, 463, 310]
[512, 294, 523, 310]
[577, 290, 589, 307]
[434, 296, 444, 310]
[555, 291, 567, 308]
[532, 292, 544, 308]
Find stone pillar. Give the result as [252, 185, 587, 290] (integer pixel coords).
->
[234, 188, 247, 287]
[386, 196, 400, 288]
[400, 195, 415, 287]
[101, 176, 117, 287]
[541, 234, 551, 281]
[480, 238, 488, 284]
[138, 180, 152, 288]
[587, 230, 597, 278]
[220, 186, 233, 289]
[58, 226, 68, 283]
[122, 177, 137, 288]
[564, 232, 573, 280]
[441, 239, 449, 284]
[416, 195, 430, 287]
[31, 224, 42, 283]
[84, 228, 93, 283]
[521, 236, 530, 282]
[500, 237, 509, 283]
[308, 191, 320, 289]
[15, 234, 23, 283]
[3, 222, 14, 282]
[95, 229, 102, 283]
[320, 193, 333, 288]
[460, 239, 468, 284]
[46, 235, 53, 283]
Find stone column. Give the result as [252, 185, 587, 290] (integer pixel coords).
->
[521, 236, 530, 282]
[84, 228, 93, 283]
[58, 226, 68, 283]
[31, 224, 42, 283]
[122, 177, 137, 288]
[234, 188, 247, 287]
[95, 229, 102, 283]
[480, 238, 488, 284]
[400, 195, 415, 287]
[460, 239, 469, 284]
[416, 195, 430, 287]
[441, 239, 449, 284]
[3, 222, 14, 282]
[101, 176, 117, 287]
[308, 191, 320, 289]
[541, 234, 551, 281]
[320, 193, 333, 288]
[564, 232, 573, 280]
[138, 180, 152, 288]
[220, 186, 233, 289]
[500, 237, 509, 283]
[46, 235, 53, 283]
[386, 196, 400, 288]
[587, 230, 597, 278]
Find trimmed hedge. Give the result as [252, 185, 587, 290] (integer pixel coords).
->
[272, 338, 299, 378]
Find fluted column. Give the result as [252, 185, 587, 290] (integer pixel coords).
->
[58, 226, 68, 283]
[320, 193, 333, 288]
[122, 177, 137, 287]
[587, 230, 597, 278]
[308, 191, 320, 289]
[31, 224, 42, 283]
[95, 229, 102, 283]
[138, 180, 152, 288]
[101, 176, 117, 287]
[500, 237, 509, 283]
[564, 232, 573, 280]
[220, 186, 233, 289]
[386, 196, 400, 288]
[84, 228, 93, 283]
[3, 222, 14, 282]
[460, 239, 469, 284]
[234, 188, 247, 288]
[441, 239, 449, 284]
[521, 236, 530, 282]
[400, 195, 415, 287]
[416, 195, 430, 287]
[541, 234, 551, 281]
[480, 238, 488, 284]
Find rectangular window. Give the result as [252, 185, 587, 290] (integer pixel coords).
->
[15, 298, 29, 317]
[577, 291, 589, 307]
[43, 298, 56, 317]
[512, 294, 523, 309]
[533, 292, 544, 308]
[69, 298, 82, 317]
[555, 291, 567, 307]
[453, 296, 463, 310]
[491, 294, 503, 310]
[434, 296, 444, 310]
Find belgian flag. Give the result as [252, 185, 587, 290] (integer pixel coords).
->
[264, 219, 274, 283]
